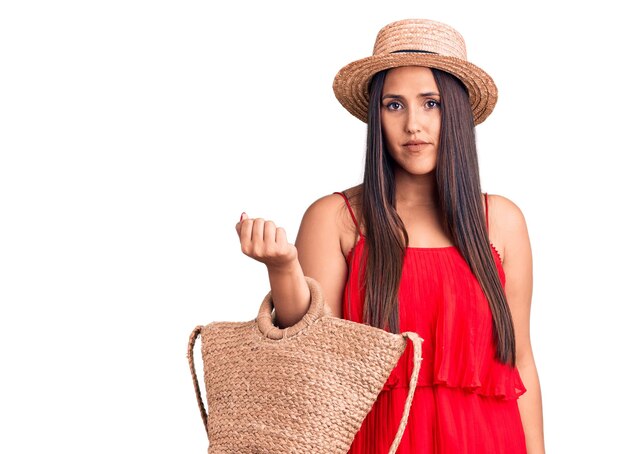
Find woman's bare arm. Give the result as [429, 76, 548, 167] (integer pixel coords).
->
[490, 194, 545, 454]
[294, 194, 349, 319]
[235, 193, 348, 328]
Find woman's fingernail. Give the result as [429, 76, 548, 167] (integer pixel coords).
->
[240, 212, 246, 222]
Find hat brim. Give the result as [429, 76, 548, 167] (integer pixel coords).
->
[333, 53, 497, 125]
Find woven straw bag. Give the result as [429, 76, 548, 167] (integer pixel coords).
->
[187, 276, 423, 453]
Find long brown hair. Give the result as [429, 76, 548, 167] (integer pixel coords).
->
[353, 67, 516, 365]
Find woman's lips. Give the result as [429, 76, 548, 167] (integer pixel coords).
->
[403, 141, 429, 152]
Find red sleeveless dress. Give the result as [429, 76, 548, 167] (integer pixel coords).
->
[334, 192, 527, 454]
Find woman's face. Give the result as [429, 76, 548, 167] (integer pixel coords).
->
[380, 66, 441, 177]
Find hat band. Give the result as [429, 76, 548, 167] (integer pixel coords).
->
[390, 49, 438, 54]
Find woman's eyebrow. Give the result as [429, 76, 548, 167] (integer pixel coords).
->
[382, 92, 440, 100]
[382, 93, 403, 100]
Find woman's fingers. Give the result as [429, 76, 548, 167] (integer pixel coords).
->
[235, 213, 296, 267]
[235, 211, 248, 236]
[251, 217, 266, 248]
[275, 226, 287, 246]
[263, 221, 276, 246]
[237, 215, 255, 248]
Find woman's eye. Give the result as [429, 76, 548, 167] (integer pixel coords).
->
[425, 100, 440, 109]
[385, 101, 403, 111]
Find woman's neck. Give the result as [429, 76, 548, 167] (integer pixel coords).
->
[394, 170, 438, 208]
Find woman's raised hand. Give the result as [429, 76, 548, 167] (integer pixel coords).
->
[235, 212, 298, 271]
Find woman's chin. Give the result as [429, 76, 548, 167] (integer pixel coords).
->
[396, 166, 436, 178]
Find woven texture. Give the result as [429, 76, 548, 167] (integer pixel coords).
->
[188, 277, 423, 454]
[333, 18, 498, 125]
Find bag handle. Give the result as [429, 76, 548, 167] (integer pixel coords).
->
[187, 325, 209, 438]
[257, 276, 332, 340]
[388, 331, 423, 454]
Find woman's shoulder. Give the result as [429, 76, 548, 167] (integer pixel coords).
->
[485, 193, 530, 264]
[485, 193, 527, 224]
[303, 185, 363, 218]
[299, 185, 363, 259]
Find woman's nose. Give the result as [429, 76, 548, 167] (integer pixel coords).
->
[405, 106, 422, 134]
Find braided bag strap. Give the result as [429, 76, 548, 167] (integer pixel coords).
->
[387, 331, 423, 453]
[187, 325, 208, 437]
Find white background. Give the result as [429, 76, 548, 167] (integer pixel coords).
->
[1, 0, 624, 452]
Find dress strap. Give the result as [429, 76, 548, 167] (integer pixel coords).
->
[333, 191, 363, 237]
[484, 192, 489, 235]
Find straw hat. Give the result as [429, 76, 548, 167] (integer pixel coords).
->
[333, 19, 497, 125]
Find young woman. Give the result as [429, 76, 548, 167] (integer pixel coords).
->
[235, 19, 544, 454]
